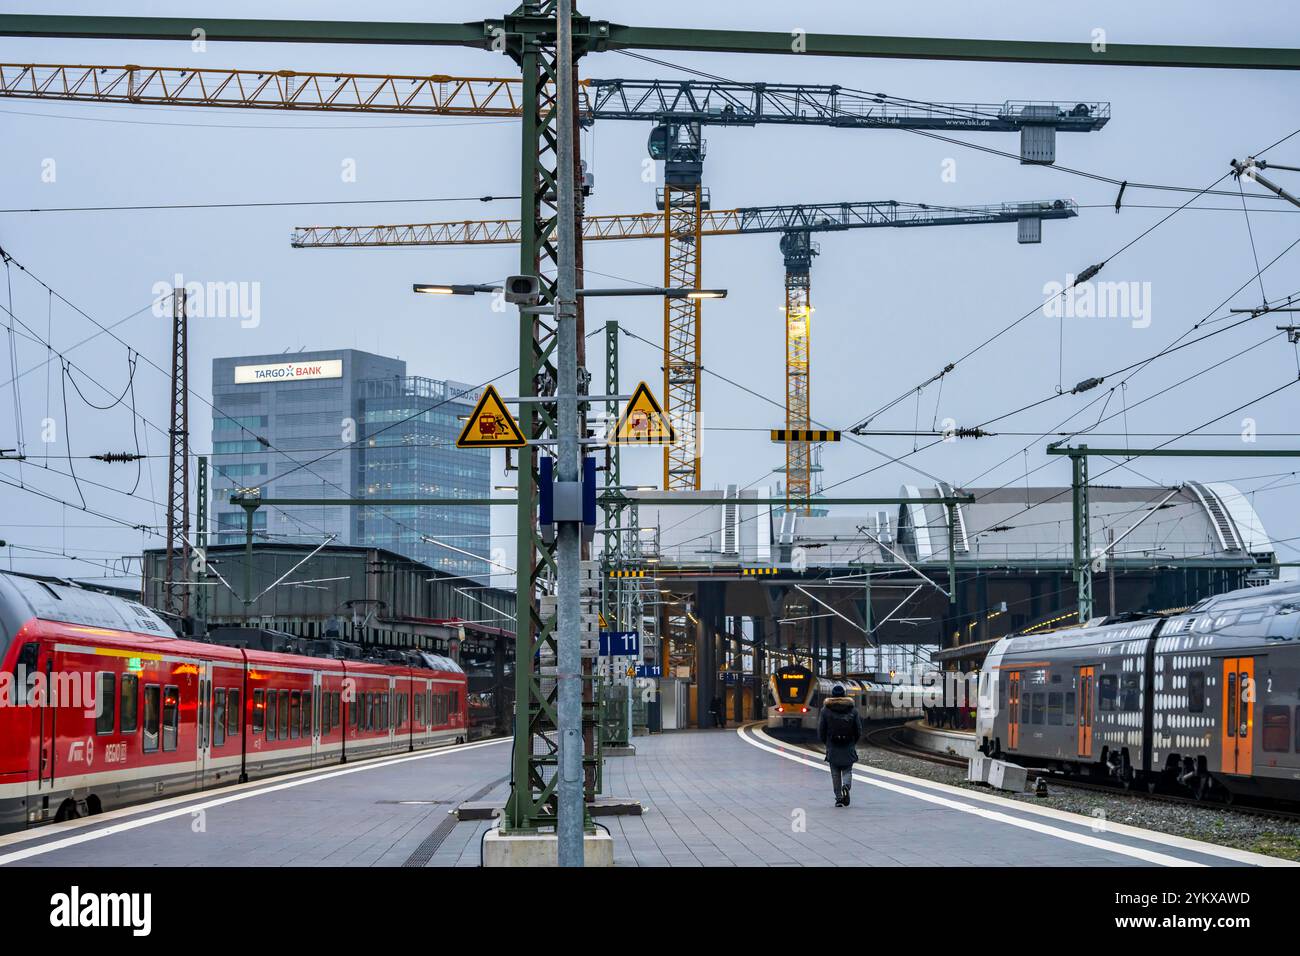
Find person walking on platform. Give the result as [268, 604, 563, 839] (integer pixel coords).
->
[817, 684, 863, 806]
[709, 694, 724, 728]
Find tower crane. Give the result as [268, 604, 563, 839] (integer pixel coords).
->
[291, 197, 1079, 512]
[0, 61, 1109, 493]
[588, 79, 1106, 492]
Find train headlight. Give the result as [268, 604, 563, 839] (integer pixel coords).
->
[777, 706, 784, 713]
[800, 706, 808, 713]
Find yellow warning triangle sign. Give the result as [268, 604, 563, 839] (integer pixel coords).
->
[456, 384, 526, 449]
[610, 381, 676, 445]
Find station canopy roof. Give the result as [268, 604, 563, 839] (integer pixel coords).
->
[632, 481, 1273, 570]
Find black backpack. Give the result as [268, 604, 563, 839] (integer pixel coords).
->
[828, 708, 856, 746]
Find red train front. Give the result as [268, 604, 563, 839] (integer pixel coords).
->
[0, 571, 468, 833]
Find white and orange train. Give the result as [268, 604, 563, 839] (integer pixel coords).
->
[0, 571, 467, 833]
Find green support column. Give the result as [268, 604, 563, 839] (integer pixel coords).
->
[600, 319, 624, 629]
[503, 4, 594, 833]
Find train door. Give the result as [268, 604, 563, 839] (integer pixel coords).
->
[311, 672, 322, 766]
[1076, 665, 1095, 758]
[196, 663, 212, 784]
[388, 676, 397, 752]
[1222, 657, 1255, 776]
[428, 676, 439, 743]
[1006, 671, 1021, 750]
[23, 642, 52, 814]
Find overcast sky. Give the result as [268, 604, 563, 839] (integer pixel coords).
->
[2, 0, 1300, 585]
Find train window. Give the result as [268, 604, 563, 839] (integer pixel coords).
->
[213, 689, 226, 747]
[1098, 675, 1118, 712]
[1263, 706, 1290, 752]
[278, 691, 290, 741]
[1188, 672, 1206, 713]
[451, 691, 459, 721]
[415, 692, 423, 723]
[364, 693, 372, 731]
[253, 690, 265, 734]
[1030, 693, 1044, 725]
[198, 680, 208, 750]
[266, 690, 277, 738]
[120, 674, 139, 734]
[1120, 675, 1141, 711]
[228, 690, 240, 738]
[11, 643, 38, 706]
[143, 684, 161, 753]
[289, 691, 301, 739]
[95, 672, 116, 735]
[332, 693, 340, 729]
[302, 690, 312, 737]
[383, 693, 391, 730]
[1047, 692, 1063, 726]
[1064, 692, 1076, 727]
[1226, 672, 1238, 738]
[162, 685, 179, 752]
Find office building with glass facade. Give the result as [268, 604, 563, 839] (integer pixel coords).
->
[209, 349, 489, 576]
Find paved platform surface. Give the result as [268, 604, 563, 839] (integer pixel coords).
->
[0, 726, 1286, 867]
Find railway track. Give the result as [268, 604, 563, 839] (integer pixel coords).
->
[858, 722, 1300, 826]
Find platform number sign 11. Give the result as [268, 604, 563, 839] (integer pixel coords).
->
[599, 631, 640, 657]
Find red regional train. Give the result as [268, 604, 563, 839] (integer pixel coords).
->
[0, 571, 468, 833]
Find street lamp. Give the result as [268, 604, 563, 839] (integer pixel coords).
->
[412, 283, 499, 296]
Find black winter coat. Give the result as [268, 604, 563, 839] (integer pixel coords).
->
[817, 696, 862, 766]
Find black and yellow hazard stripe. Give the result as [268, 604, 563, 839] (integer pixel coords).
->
[770, 429, 840, 443]
[740, 567, 778, 576]
[608, 569, 647, 578]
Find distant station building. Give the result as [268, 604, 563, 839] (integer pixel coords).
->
[209, 349, 489, 577]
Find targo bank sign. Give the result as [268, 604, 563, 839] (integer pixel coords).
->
[234, 360, 343, 384]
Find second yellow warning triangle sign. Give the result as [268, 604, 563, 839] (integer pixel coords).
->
[457, 384, 526, 448]
[610, 381, 676, 445]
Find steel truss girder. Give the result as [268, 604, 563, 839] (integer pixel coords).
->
[0, 62, 527, 115]
[662, 183, 703, 491]
[585, 78, 1109, 130]
[163, 290, 190, 618]
[290, 199, 1078, 247]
